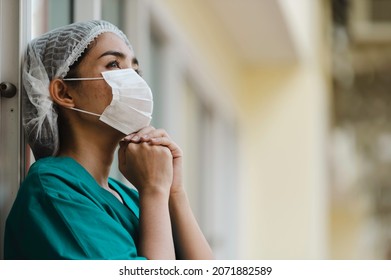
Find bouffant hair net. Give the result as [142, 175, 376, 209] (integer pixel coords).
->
[22, 20, 132, 159]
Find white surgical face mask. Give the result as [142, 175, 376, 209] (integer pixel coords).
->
[63, 68, 153, 135]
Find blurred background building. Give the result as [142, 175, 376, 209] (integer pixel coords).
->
[330, 0, 391, 259]
[2, 0, 391, 259]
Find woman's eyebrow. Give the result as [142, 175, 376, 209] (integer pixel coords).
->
[98, 50, 126, 59]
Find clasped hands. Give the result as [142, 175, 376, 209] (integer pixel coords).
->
[118, 126, 183, 196]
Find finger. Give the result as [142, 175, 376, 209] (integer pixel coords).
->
[149, 137, 182, 158]
[122, 133, 136, 142]
[127, 127, 170, 143]
[140, 128, 170, 142]
[119, 139, 128, 148]
[123, 126, 155, 142]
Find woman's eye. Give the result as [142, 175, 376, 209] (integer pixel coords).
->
[107, 60, 120, 69]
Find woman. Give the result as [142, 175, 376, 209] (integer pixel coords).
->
[4, 20, 213, 260]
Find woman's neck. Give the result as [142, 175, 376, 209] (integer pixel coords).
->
[60, 145, 114, 188]
[57, 121, 122, 189]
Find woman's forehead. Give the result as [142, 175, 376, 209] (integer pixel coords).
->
[91, 32, 134, 59]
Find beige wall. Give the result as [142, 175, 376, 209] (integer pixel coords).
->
[239, 65, 329, 259]
[162, 0, 243, 97]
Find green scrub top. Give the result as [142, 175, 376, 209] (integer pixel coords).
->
[4, 157, 146, 260]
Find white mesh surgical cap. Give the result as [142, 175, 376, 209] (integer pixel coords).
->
[22, 20, 132, 159]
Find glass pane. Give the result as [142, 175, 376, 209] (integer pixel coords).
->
[48, 0, 72, 29]
[32, 0, 72, 38]
[102, 0, 124, 28]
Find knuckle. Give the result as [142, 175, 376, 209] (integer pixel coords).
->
[141, 142, 150, 148]
[162, 147, 172, 157]
[126, 142, 137, 151]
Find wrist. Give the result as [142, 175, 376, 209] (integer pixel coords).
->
[169, 186, 189, 208]
[170, 184, 186, 197]
[139, 184, 171, 198]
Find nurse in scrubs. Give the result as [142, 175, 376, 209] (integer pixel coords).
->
[4, 20, 213, 260]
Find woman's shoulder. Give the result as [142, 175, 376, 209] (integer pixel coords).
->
[22, 156, 92, 194]
[28, 156, 80, 174]
[9, 157, 88, 217]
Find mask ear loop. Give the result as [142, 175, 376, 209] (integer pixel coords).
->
[66, 107, 101, 117]
[63, 77, 104, 81]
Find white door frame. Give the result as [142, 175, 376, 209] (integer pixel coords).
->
[0, 0, 30, 259]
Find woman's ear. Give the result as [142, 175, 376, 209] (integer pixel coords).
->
[49, 79, 74, 107]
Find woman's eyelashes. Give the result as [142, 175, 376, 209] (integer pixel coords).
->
[106, 60, 121, 69]
[105, 59, 141, 75]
